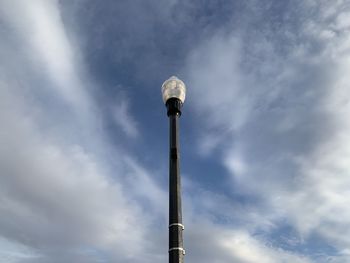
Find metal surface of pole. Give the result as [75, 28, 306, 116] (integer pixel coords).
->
[161, 76, 186, 263]
[168, 98, 184, 263]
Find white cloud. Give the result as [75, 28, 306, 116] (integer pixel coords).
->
[182, 218, 312, 263]
[111, 97, 139, 138]
[186, 35, 248, 131]
[0, 1, 160, 262]
[279, 49, 350, 250]
[184, 1, 350, 261]
[0, 0, 90, 113]
[0, 84, 148, 261]
[182, 182, 311, 262]
[0, 237, 40, 263]
[219, 230, 311, 263]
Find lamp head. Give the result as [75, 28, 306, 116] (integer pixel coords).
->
[161, 76, 186, 104]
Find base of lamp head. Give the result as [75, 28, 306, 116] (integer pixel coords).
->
[166, 98, 183, 117]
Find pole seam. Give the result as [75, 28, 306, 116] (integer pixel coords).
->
[169, 247, 186, 255]
[169, 223, 184, 230]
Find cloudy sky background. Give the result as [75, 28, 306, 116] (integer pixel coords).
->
[1, 0, 350, 262]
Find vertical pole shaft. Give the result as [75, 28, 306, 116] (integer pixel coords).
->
[169, 113, 184, 263]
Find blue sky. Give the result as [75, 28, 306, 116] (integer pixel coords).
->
[1, 0, 350, 262]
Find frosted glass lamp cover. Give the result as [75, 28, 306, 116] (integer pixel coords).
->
[161, 76, 186, 104]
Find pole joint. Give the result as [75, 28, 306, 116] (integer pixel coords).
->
[169, 223, 185, 230]
[169, 247, 186, 255]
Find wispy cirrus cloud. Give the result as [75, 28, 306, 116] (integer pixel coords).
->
[111, 96, 139, 138]
[0, 1, 162, 262]
[184, 0, 350, 261]
[0, 0, 90, 112]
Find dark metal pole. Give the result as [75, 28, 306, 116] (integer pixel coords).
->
[166, 98, 185, 263]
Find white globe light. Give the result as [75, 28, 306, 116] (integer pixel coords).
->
[161, 76, 186, 104]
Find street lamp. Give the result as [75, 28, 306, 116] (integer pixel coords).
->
[162, 76, 186, 263]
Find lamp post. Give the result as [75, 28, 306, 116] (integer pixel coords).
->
[162, 76, 186, 263]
